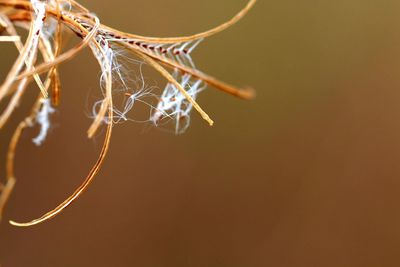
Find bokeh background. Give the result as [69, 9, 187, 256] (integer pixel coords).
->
[2, 0, 400, 266]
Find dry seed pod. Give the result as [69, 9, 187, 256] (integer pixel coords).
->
[0, 0, 257, 227]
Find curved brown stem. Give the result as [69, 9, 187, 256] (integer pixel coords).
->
[0, 97, 41, 222]
[10, 39, 114, 227]
[9, 115, 112, 227]
[102, 0, 257, 44]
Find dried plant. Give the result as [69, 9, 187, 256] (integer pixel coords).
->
[0, 0, 256, 227]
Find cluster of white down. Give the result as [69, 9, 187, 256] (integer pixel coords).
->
[151, 71, 205, 134]
[32, 99, 55, 146]
[151, 40, 205, 134]
[90, 37, 146, 124]
[90, 37, 157, 125]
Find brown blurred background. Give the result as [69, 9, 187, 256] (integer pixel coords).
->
[2, 0, 400, 266]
